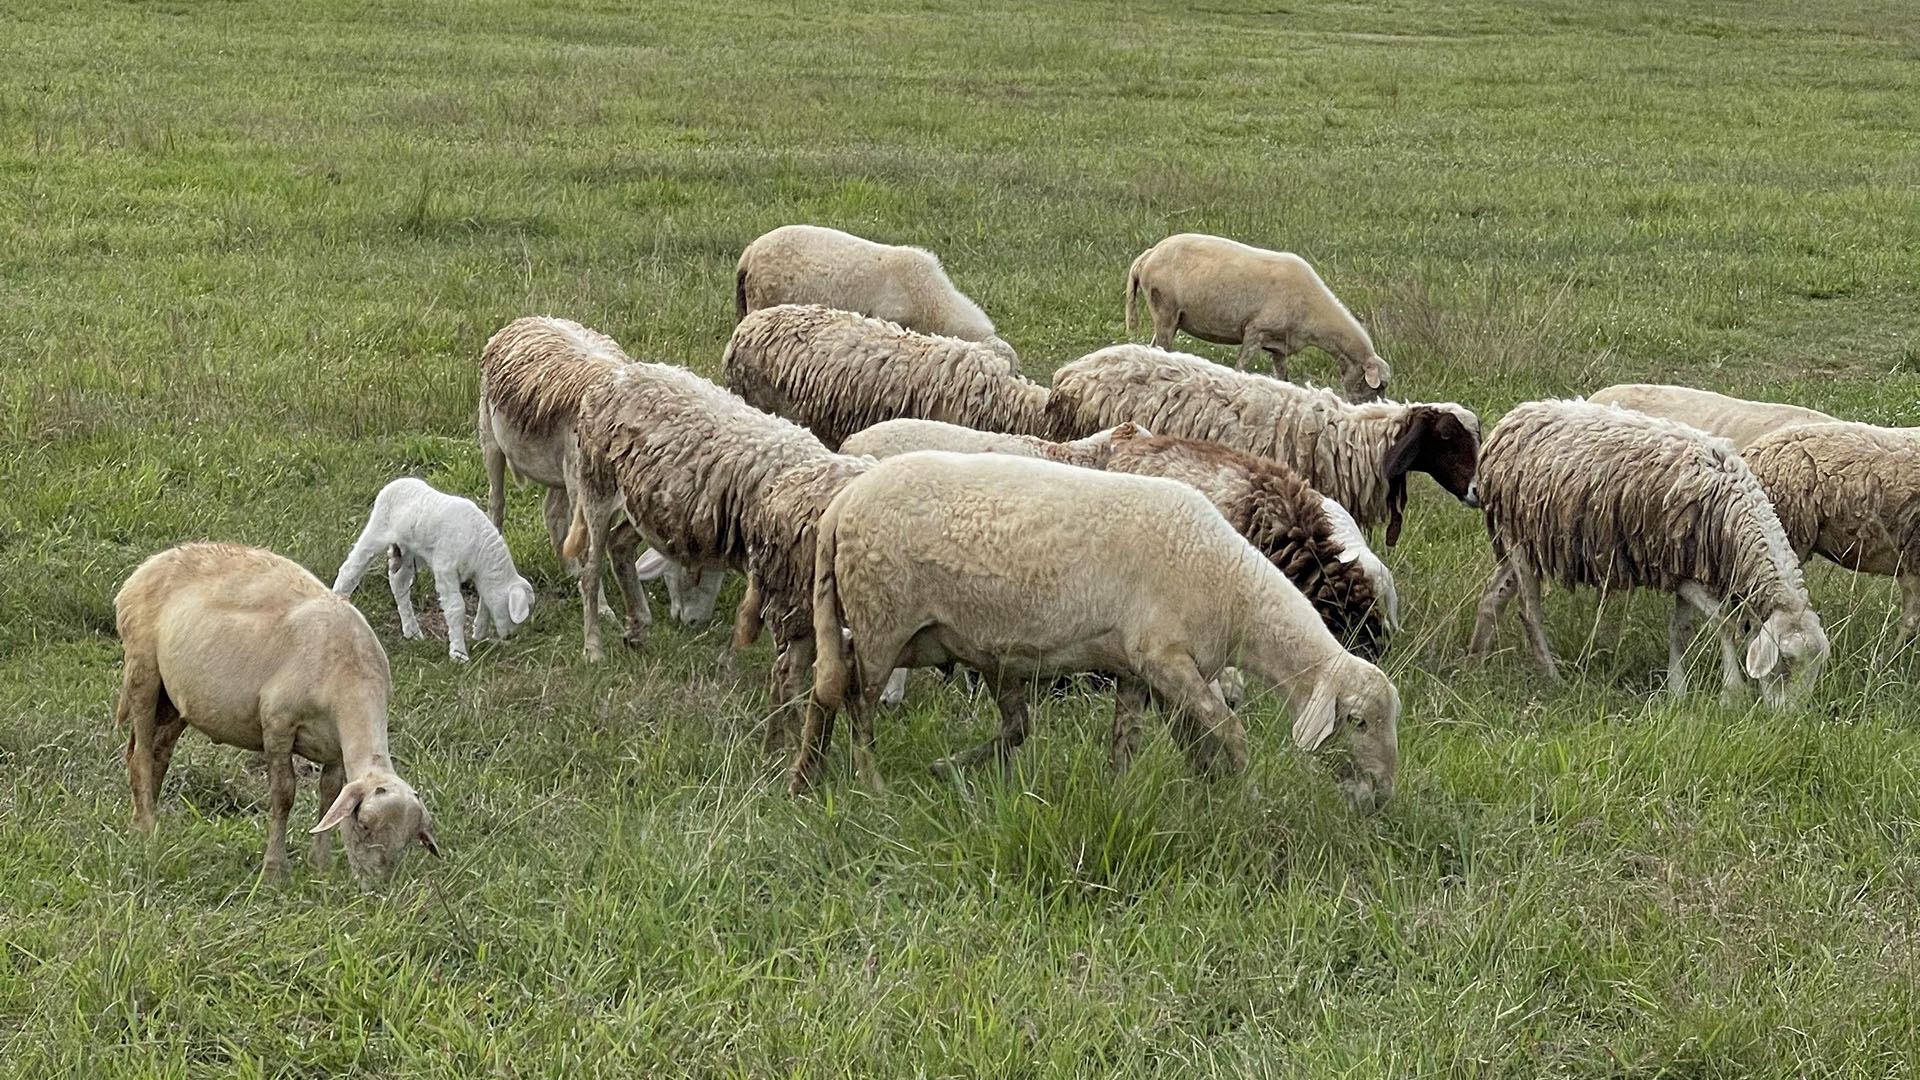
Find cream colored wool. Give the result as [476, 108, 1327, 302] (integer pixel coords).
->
[1586, 383, 1835, 451]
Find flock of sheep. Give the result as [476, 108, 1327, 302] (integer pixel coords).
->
[114, 224, 1917, 885]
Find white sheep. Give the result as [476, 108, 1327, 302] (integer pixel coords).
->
[1585, 383, 1835, 451]
[724, 304, 1049, 448]
[838, 417, 1144, 468]
[333, 477, 537, 662]
[787, 452, 1401, 812]
[1126, 233, 1391, 401]
[1467, 400, 1829, 704]
[477, 316, 725, 627]
[1742, 421, 1920, 639]
[736, 224, 1018, 367]
[115, 543, 439, 882]
[1047, 344, 1480, 545]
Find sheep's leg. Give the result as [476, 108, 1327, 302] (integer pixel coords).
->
[1140, 650, 1249, 779]
[1149, 305, 1179, 351]
[149, 692, 187, 803]
[1510, 557, 1561, 683]
[931, 674, 1031, 780]
[261, 730, 298, 877]
[119, 660, 163, 835]
[763, 634, 816, 752]
[845, 675, 889, 794]
[307, 761, 344, 868]
[1467, 562, 1518, 663]
[1109, 675, 1150, 774]
[431, 562, 470, 662]
[388, 553, 423, 640]
[1900, 573, 1920, 641]
[1666, 594, 1701, 697]
[483, 428, 508, 532]
[732, 574, 765, 653]
[1236, 339, 1267, 373]
[578, 499, 611, 662]
[607, 522, 648, 649]
[542, 485, 574, 570]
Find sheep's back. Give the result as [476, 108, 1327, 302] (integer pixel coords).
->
[479, 317, 632, 436]
[1745, 422, 1920, 568]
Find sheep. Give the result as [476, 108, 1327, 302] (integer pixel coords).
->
[333, 477, 537, 662]
[723, 304, 1049, 449]
[1742, 421, 1920, 640]
[477, 316, 725, 627]
[1585, 383, 1836, 451]
[1126, 233, 1391, 401]
[1101, 428, 1397, 658]
[1466, 400, 1829, 704]
[114, 543, 438, 882]
[736, 224, 1018, 367]
[839, 418, 1143, 468]
[786, 452, 1401, 812]
[1047, 344, 1480, 545]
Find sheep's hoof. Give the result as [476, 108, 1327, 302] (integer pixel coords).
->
[449, 649, 470, 663]
[583, 644, 605, 664]
[621, 628, 648, 650]
[130, 814, 157, 837]
[400, 626, 425, 640]
[262, 857, 291, 879]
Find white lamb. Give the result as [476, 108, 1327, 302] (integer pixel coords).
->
[334, 477, 536, 662]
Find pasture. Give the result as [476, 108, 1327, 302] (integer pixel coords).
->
[4, 0, 1920, 1074]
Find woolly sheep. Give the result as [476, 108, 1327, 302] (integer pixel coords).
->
[333, 478, 537, 662]
[115, 543, 438, 882]
[1466, 400, 1829, 704]
[1585, 383, 1836, 451]
[1047, 344, 1480, 545]
[736, 224, 1018, 367]
[787, 452, 1401, 812]
[724, 304, 1049, 448]
[1127, 233, 1391, 401]
[477, 316, 725, 626]
[1743, 421, 1920, 640]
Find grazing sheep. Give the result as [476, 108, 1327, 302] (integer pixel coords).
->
[477, 316, 724, 626]
[333, 478, 537, 662]
[1126, 233, 1391, 401]
[1102, 429, 1396, 658]
[839, 418, 1143, 468]
[1047, 344, 1480, 545]
[723, 304, 1049, 448]
[1466, 401, 1829, 704]
[787, 452, 1401, 812]
[736, 224, 1018, 366]
[114, 543, 438, 882]
[1585, 383, 1836, 451]
[1743, 421, 1920, 639]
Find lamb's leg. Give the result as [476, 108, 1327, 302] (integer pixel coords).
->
[119, 659, 163, 835]
[1900, 572, 1920, 642]
[1467, 561, 1518, 662]
[1140, 650, 1249, 779]
[332, 519, 389, 597]
[308, 761, 344, 868]
[607, 522, 648, 649]
[388, 553, 424, 640]
[931, 674, 1031, 779]
[880, 667, 909, 707]
[261, 729, 297, 876]
[1109, 675, 1150, 773]
[432, 563, 470, 662]
[1510, 557, 1560, 683]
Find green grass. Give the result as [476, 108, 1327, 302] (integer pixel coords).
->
[5, 0, 1920, 1074]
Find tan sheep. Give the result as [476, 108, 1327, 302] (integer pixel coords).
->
[723, 304, 1049, 448]
[1047, 344, 1479, 545]
[114, 543, 438, 882]
[1585, 383, 1836, 451]
[736, 224, 1018, 366]
[1742, 421, 1920, 639]
[1126, 233, 1391, 401]
[1467, 401, 1829, 704]
[788, 452, 1401, 812]
[838, 418, 1141, 468]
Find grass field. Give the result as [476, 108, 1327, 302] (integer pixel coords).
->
[5, 0, 1920, 1074]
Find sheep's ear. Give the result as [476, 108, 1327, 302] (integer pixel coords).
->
[1745, 626, 1781, 679]
[1111, 422, 1141, 441]
[509, 582, 533, 624]
[632, 548, 671, 581]
[417, 819, 442, 857]
[311, 780, 370, 834]
[1292, 685, 1340, 753]
[1382, 408, 1432, 481]
[1364, 356, 1391, 390]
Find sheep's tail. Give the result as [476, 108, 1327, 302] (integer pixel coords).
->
[810, 501, 853, 709]
[734, 265, 749, 322]
[560, 502, 589, 565]
[1124, 250, 1148, 335]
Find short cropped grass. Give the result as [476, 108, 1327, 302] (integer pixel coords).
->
[4, 0, 1920, 1075]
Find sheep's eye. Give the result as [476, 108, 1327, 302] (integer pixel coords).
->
[1353, 719, 1369, 733]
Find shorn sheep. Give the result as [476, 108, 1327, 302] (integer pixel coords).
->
[333, 477, 536, 662]
[1585, 383, 1836, 451]
[477, 316, 724, 626]
[723, 304, 1049, 448]
[736, 224, 1018, 367]
[1047, 344, 1480, 545]
[838, 417, 1143, 468]
[788, 452, 1401, 812]
[1467, 401, 1829, 703]
[115, 543, 438, 882]
[1743, 421, 1920, 640]
[1127, 233, 1392, 401]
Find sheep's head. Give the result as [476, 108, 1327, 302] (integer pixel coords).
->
[1746, 606, 1830, 706]
[1293, 670, 1400, 813]
[983, 335, 1021, 374]
[1381, 404, 1482, 545]
[311, 773, 439, 884]
[1343, 354, 1393, 403]
[664, 562, 726, 626]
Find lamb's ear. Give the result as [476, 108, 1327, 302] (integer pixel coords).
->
[311, 780, 371, 834]
[1292, 685, 1340, 753]
[632, 548, 671, 581]
[509, 582, 533, 624]
[1363, 355, 1391, 390]
[1745, 625, 1782, 679]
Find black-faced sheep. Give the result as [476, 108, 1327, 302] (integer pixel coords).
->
[1467, 401, 1829, 704]
[1127, 233, 1391, 401]
[115, 543, 438, 882]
